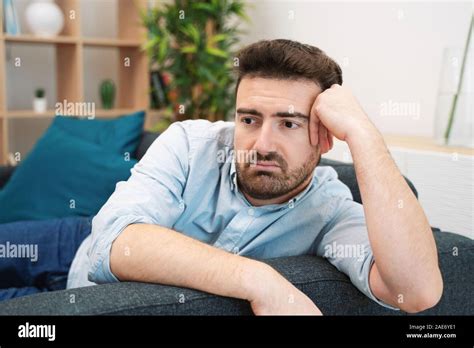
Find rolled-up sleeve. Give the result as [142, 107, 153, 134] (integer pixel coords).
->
[88, 122, 190, 284]
[313, 194, 399, 310]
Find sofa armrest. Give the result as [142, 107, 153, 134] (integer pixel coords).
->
[0, 230, 471, 315]
[0, 256, 397, 315]
[0, 166, 15, 189]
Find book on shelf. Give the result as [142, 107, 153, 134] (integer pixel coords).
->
[3, 0, 21, 35]
[150, 70, 169, 109]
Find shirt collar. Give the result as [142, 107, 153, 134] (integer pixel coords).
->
[229, 152, 238, 192]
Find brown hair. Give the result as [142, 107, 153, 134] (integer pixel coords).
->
[235, 39, 342, 93]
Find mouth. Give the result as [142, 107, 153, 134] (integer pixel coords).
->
[251, 161, 281, 170]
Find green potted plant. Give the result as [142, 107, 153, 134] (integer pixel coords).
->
[142, 0, 248, 122]
[33, 88, 47, 113]
[99, 79, 116, 110]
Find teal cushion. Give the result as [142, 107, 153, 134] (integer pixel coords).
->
[0, 127, 137, 223]
[52, 110, 145, 154]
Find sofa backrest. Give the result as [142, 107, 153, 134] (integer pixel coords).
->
[319, 157, 418, 202]
[134, 131, 161, 161]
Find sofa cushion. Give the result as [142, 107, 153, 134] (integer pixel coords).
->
[0, 127, 137, 223]
[52, 110, 145, 155]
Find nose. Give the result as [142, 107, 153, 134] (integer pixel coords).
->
[252, 120, 277, 155]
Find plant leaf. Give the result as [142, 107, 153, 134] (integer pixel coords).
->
[181, 45, 197, 54]
[206, 46, 228, 58]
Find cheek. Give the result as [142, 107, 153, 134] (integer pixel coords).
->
[233, 132, 251, 152]
[284, 141, 315, 168]
[234, 125, 257, 149]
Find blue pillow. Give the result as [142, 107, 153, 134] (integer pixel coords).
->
[52, 110, 145, 155]
[0, 127, 137, 223]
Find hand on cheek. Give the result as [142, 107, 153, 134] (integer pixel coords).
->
[320, 125, 333, 154]
[312, 124, 333, 155]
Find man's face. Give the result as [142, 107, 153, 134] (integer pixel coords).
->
[234, 77, 322, 203]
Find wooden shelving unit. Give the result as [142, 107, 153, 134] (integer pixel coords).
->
[0, 0, 160, 165]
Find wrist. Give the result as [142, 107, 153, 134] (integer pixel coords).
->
[240, 259, 281, 302]
[346, 120, 383, 150]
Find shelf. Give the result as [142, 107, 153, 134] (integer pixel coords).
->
[93, 108, 147, 117]
[383, 134, 474, 156]
[2, 35, 144, 48]
[2, 110, 57, 118]
[3, 34, 78, 45]
[332, 134, 473, 156]
[147, 109, 167, 118]
[2, 109, 157, 119]
[82, 38, 142, 48]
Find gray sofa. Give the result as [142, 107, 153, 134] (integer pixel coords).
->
[0, 132, 472, 315]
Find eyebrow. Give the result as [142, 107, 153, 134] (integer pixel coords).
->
[236, 108, 309, 121]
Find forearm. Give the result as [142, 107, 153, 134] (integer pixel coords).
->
[346, 123, 442, 297]
[110, 223, 271, 302]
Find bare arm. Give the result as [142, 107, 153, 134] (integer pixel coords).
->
[111, 223, 261, 300]
[347, 124, 443, 312]
[110, 223, 322, 315]
[311, 85, 443, 313]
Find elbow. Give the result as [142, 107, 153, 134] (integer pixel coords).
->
[402, 272, 444, 313]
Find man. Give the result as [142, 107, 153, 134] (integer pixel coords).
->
[68, 39, 443, 315]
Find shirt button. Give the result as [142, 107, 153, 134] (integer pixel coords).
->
[289, 201, 295, 209]
[178, 200, 185, 209]
[247, 208, 254, 216]
[232, 247, 239, 254]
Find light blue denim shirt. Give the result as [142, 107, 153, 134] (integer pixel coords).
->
[67, 119, 396, 309]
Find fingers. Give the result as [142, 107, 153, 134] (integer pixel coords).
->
[309, 114, 332, 153]
[309, 117, 319, 146]
[310, 105, 332, 153]
[319, 123, 328, 153]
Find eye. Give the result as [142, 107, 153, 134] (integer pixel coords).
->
[283, 120, 299, 129]
[241, 117, 255, 125]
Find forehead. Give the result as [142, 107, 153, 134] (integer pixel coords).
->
[236, 77, 322, 111]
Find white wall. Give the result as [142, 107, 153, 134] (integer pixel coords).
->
[240, 0, 472, 137]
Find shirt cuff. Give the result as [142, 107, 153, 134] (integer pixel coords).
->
[364, 255, 400, 311]
[88, 215, 155, 284]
